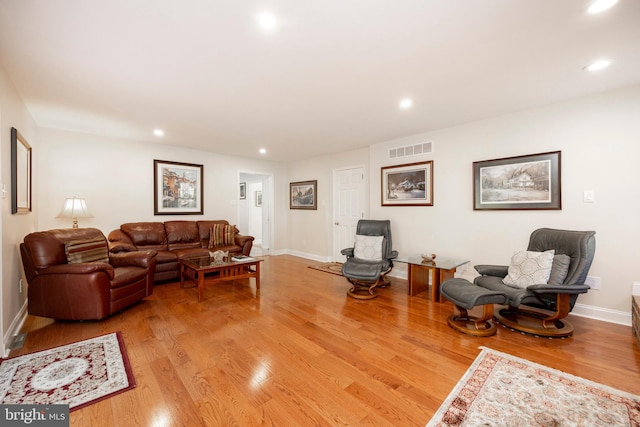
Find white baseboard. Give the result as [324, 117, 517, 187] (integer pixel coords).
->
[571, 303, 631, 326]
[3, 299, 28, 357]
[283, 250, 331, 263]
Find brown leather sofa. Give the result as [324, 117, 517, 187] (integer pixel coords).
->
[20, 228, 157, 320]
[107, 220, 254, 283]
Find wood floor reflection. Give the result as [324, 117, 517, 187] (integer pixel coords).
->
[12, 255, 640, 426]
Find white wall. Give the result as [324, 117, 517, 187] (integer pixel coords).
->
[369, 85, 640, 316]
[0, 64, 38, 354]
[286, 147, 369, 260]
[36, 128, 288, 249]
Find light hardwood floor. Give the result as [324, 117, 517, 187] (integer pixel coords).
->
[11, 255, 640, 426]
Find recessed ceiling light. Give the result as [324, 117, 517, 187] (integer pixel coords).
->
[257, 12, 277, 31]
[259, 148, 267, 155]
[584, 59, 611, 72]
[153, 129, 164, 137]
[588, 0, 618, 14]
[399, 98, 413, 110]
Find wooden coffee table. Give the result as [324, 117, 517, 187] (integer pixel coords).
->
[179, 256, 263, 302]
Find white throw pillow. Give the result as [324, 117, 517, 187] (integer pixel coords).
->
[353, 234, 384, 261]
[503, 249, 555, 288]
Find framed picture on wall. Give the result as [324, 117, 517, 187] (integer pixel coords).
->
[256, 191, 263, 207]
[154, 160, 203, 215]
[473, 151, 561, 210]
[381, 161, 433, 206]
[11, 127, 32, 214]
[239, 182, 246, 200]
[290, 180, 317, 210]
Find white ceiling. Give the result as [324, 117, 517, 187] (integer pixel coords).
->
[1, 0, 639, 162]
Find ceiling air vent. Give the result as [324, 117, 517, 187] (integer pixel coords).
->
[389, 141, 433, 159]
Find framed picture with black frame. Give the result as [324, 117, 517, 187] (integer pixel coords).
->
[473, 151, 561, 210]
[381, 161, 433, 206]
[154, 160, 203, 215]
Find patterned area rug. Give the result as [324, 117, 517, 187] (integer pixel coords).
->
[428, 347, 640, 426]
[309, 262, 344, 276]
[0, 331, 135, 411]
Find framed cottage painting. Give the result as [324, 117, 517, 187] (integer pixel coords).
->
[473, 151, 561, 210]
[381, 161, 433, 206]
[154, 160, 203, 215]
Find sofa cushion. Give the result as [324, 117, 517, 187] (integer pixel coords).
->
[65, 237, 110, 264]
[165, 221, 201, 250]
[121, 222, 168, 250]
[209, 224, 236, 248]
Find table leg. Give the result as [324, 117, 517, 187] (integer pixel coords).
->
[180, 264, 185, 288]
[198, 270, 205, 302]
[255, 262, 261, 290]
[409, 264, 431, 296]
[434, 268, 456, 303]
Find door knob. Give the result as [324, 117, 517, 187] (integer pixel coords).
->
[335, 222, 339, 225]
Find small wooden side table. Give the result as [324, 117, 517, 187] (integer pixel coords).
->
[395, 256, 469, 302]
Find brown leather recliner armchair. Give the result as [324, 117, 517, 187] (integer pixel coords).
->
[20, 228, 157, 320]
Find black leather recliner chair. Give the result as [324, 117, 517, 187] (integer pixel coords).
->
[341, 220, 398, 299]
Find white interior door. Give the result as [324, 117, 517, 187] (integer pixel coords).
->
[333, 166, 365, 262]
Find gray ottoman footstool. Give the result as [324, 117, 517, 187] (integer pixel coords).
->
[440, 278, 508, 337]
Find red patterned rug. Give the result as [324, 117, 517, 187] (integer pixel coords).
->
[0, 331, 135, 411]
[309, 262, 343, 276]
[428, 347, 640, 426]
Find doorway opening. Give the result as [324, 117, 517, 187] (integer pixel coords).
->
[238, 172, 273, 256]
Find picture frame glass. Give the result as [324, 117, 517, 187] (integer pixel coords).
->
[154, 160, 203, 215]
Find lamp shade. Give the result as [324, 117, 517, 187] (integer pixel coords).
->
[56, 198, 93, 228]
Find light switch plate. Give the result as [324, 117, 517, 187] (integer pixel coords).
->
[583, 190, 595, 203]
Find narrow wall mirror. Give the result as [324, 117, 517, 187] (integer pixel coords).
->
[11, 127, 32, 214]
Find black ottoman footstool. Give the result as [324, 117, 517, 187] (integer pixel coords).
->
[440, 278, 508, 337]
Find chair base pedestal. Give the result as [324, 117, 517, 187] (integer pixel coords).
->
[447, 304, 498, 337]
[346, 276, 390, 300]
[494, 307, 574, 338]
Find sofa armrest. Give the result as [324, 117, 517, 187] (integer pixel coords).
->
[474, 264, 508, 277]
[234, 233, 255, 256]
[40, 263, 115, 280]
[108, 229, 137, 253]
[110, 250, 158, 269]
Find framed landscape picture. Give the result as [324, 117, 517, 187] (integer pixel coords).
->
[381, 161, 433, 206]
[473, 151, 561, 210]
[154, 160, 203, 215]
[290, 180, 317, 210]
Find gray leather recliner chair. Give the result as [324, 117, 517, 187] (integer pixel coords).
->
[474, 228, 596, 337]
[341, 220, 398, 299]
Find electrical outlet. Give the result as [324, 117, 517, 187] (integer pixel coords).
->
[585, 275, 601, 290]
